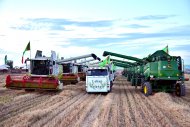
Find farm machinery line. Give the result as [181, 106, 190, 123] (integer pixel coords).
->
[103, 50, 189, 96]
[5, 51, 100, 91]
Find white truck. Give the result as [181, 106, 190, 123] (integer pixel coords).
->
[86, 65, 113, 93]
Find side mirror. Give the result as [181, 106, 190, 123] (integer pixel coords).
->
[53, 61, 55, 65]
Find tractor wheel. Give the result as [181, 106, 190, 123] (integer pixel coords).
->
[143, 82, 152, 96]
[175, 83, 186, 96]
[128, 75, 131, 81]
[127, 75, 130, 81]
[131, 78, 135, 86]
[109, 81, 113, 92]
[140, 78, 145, 92]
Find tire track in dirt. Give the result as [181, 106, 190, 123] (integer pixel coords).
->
[58, 94, 97, 127]
[1, 83, 86, 127]
[172, 95, 190, 108]
[41, 93, 89, 127]
[123, 77, 170, 127]
[120, 80, 135, 127]
[0, 92, 53, 125]
[123, 80, 144, 127]
[77, 95, 105, 127]
[1, 90, 83, 127]
[28, 92, 87, 127]
[0, 75, 190, 127]
[105, 81, 122, 127]
[0, 89, 27, 105]
[70, 95, 102, 127]
[117, 81, 126, 127]
[128, 87, 162, 127]
[0, 93, 39, 111]
[150, 93, 190, 127]
[91, 92, 114, 127]
[136, 91, 175, 127]
[181, 96, 190, 104]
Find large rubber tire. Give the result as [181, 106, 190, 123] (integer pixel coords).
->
[109, 81, 113, 92]
[175, 83, 186, 96]
[143, 82, 152, 96]
[131, 78, 135, 86]
[127, 75, 130, 81]
[140, 78, 145, 92]
[127, 75, 131, 81]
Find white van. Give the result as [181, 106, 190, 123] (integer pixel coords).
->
[86, 66, 113, 93]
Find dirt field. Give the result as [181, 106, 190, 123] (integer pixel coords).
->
[0, 74, 190, 127]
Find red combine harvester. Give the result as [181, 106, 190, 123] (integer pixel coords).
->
[59, 62, 79, 84]
[57, 54, 101, 83]
[5, 50, 63, 91]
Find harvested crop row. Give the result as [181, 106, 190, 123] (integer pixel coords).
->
[70, 94, 102, 127]
[0, 75, 190, 127]
[57, 94, 97, 127]
[0, 92, 54, 126]
[1, 90, 83, 127]
[150, 92, 190, 127]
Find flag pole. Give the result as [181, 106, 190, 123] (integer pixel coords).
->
[30, 41, 31, 73]
[30, 42, 31, 60]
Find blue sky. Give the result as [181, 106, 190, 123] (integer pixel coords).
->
[0, 0, 190, 66]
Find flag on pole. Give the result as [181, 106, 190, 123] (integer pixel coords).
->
[22, 41, 30, 63]
[162, 45, 169, 54]
[99, 55, 111, 67]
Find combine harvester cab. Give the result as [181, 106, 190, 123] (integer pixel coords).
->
[58, 62, 79, 84]
[86, 65, 113, 93]
[77, 64, 87, 81]
[6, 50, 63, 91]
[57, 53, 101, 84]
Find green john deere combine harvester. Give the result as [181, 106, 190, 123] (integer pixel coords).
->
[103, 50, 189, 97]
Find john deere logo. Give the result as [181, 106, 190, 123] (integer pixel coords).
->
[89, 80, 106, 89]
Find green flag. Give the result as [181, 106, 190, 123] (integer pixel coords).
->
[99, 55, 111, 67]
[22, 41, 30, 63]
[23, 41, 30, 55]
[162, 45, 169, 54]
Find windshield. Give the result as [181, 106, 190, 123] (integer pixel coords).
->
[87, 69, 108, 76]
[62, 63, 71, 73]
[78, 65, 83, 72]
[31, 60, 50, 75]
